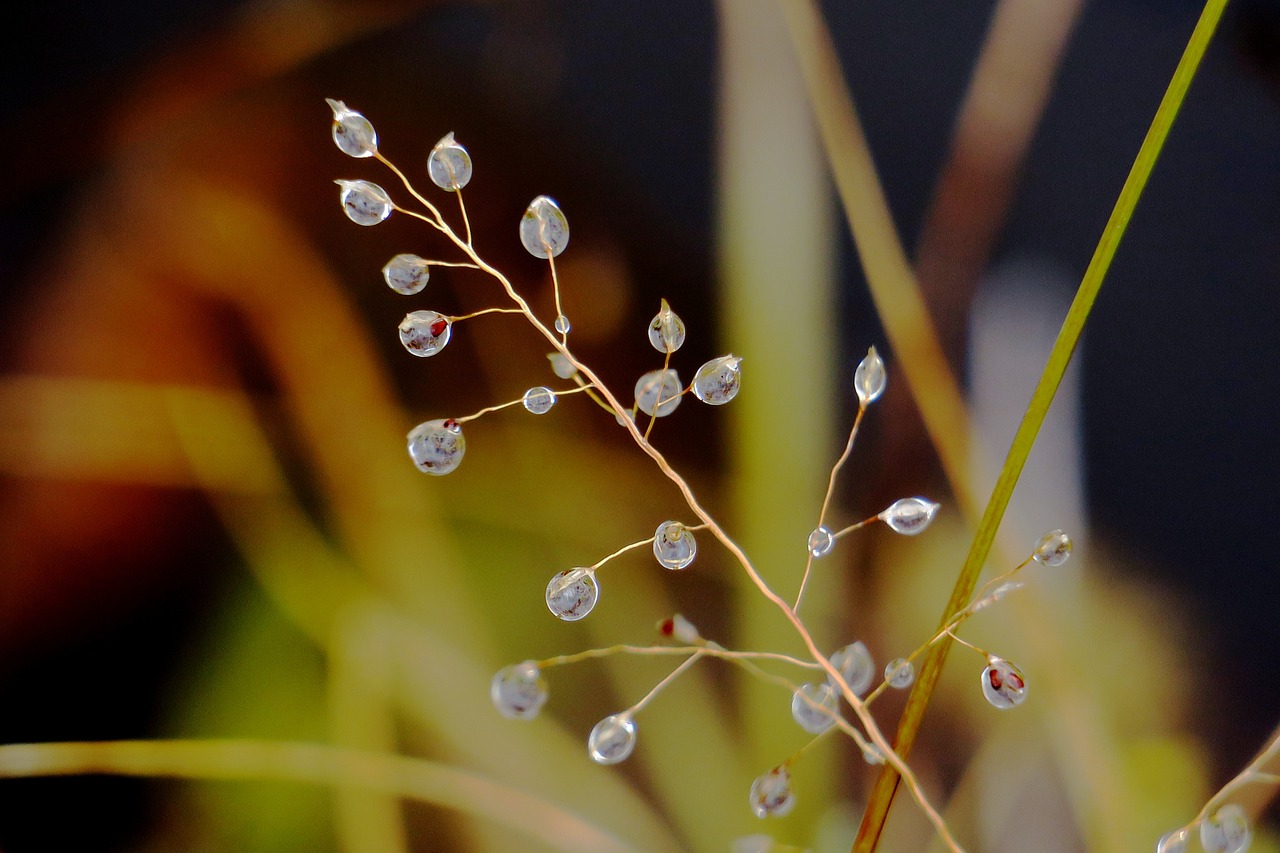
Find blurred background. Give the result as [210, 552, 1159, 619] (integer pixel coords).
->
[1, 0, 1278, 851]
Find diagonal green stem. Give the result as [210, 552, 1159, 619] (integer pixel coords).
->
[853, 0, 1230, 848]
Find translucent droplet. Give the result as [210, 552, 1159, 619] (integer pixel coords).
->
[519, 195, 569, 258]
[862, 743, 886, 765]
[653, 521, 697, 570]
[790, 682, 839, 734]
[616, 409, 636, 427]
[807, 526, 834, 558]
[829, 641, 875, 695]
[748, 766, 796, 819]
[427, 132, 473, 190]
[382, 253, 431, 295]
[336, 179, 392, 226]
[547, 352, 578, 379]
[635, 368, 683, 417]
[970, 580, 1026, 613]
[854, 345, 887, 405]
[588, 713, 636, 765]
[398, 310, 452, 357]
[648, 299, 686, 353]
[407, 418, 465, 475]
[1033, 529, 1072, 567]
[692, 355, 743, 405]
[326, 99, 377, 158]
[879, 497, 940, 535]
[1157, 828, 1190, 853]
[490, 660, 548, 719]
[522, 386, 557, 415]
[981, 657, 1028, 709]
[1200, 804, 1251, 853]
[884, 658, 915, 689]
[732, 835, 777, 853]
[554, 314, 572, 335]
[545, 568, 599, 621]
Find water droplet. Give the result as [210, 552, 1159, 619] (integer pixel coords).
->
[1033, 529, 1072, 567]
[616, 409, 636, 427]
[1157, 828, 1190, 853]
[790, 682, 839, 734]
[635, 369, 683, 417]
[547, 352, 578, 379]
[854, 345, 886, 405]
[884, 658, 915, 689]
[970, 580, 1026, 613]
[326, 99, 377, 158]
[427, 132, 473, 190]
[554, 314, 572, 335]
[381, 254, 431, 295]
[829, 641, 874, 695]
[490, 661, 548, 719]
[398, 310, 452, 357]
[807, 526, 834, 558]
[407, 418, 465, 475]
[732, 835, 777, 853]
[588, 713, 636, 764]
[522, 386, 557, 415]
[981, 657, 1028, 709]
[748, 766, 796, 818]
[879, 497, 940, 535]
[862, 743, 886, 765]
[336, 179, 392, 226]
[520, 195, 569, 258]
[653, 521, 697, 570]
[692, 355, 743, 405]
[545, 568, 599, 621]
[1200, 805, 1251, 853]
[648, 299, 686, 353]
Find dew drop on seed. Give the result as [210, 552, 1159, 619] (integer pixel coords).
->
[635, 369, 682, 418]
[427, 132, 473, 190]
[854, 345, 886, 405]
[807, 526, 834, 558]
[545, 568, 599, 621]
[336, 179, 392, 226]
[554, 314, 572, 335]
[1033, 529, 1072, 567]
[522, 386, 557, 415]
[879, 497, 940, 535]
[790, 682, 838, 734]
[648, 299, 686, 353]
[748, 766, 796, 819]
[884, 658, 915, 689]
[326, 99, 377, 158]
[1200, 804, 1251, 853]
[981, 657, 1028, 709]
[398, 310, 452, 357]
[407, 418, 465, 475]
[829, 641, 875, 695]
[588, 713, 636, 764]
[382, 253, 431, 295]
[519, 195, 569, 258]
[692, 355, 742, 405]
[490, 661, 548, 719]
[547, 352, 577, 379]
[653, 521, 697, 570]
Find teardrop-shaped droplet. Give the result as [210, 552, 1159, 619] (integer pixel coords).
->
[790, 682, 839, 734]
[326, 99, 377, 158]
[807, 526, 834, 558]
[748, 766, 796, 819]
[382, 253, 431, 295]
[854, 345, 886, 405]
[547, 352, 578, 379]
[635, 368, 683, 417]
[981, 657, 1028, 709]
[427, 132, 473, 190]
[519, 195, 569, 258]
[879, 497, 940, 535]
[884, 658, 915, 689]
[398, 310, 452, 357]
[653, 521, 696, 569]
[336, 179, 392, 226]
[545, 568, 599, 621]
[1200, 804, 1251, 853]
[648, 299, 686, 353]
[1033, 529, 1072, 567]
[522, 386, 557, 414]
[692, 355, 742, 405]
[490, 661, 548, 719]
[829, 641, 875, 695]
[406, 418, 465, 475]
[554, 314, 572, 335]
[588, 713, 636, 764]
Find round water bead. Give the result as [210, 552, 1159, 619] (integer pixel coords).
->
[807, 526, 834, 558]
[829, 641, 875, 695]
[884, 658, 915, 690]
[336, 179, 392, 226]
[862, 744, 886, 765]
[854, 345, 887, 405]
[547, 352, 577, 379]
[427, 132, 473, 190]
[1157, 828, 1190, 853]
[545, 568, 599, 621]
[407, 418, 465, 475]
[326, 99, 377, 158]
[635, 369, 683, 418]
[1033, 529, 1072, 567]
[879, 497, 940, 535]
[748, 766, 796, 819]
[520, 195, 570, 258]
[490, 661, 548, 720]
[1200, 804, 1251, 853]
[382, 254, 431, 295]
[648, 300, 686, 353]
[523, 386, 557, 415]
[981, 657, 1028, 709]
[398, 310, 452, 357]
[652, 521, 697, 570]
[554, 314, 572, 335]
[692, 355, 743, 405]
[588, 713, 636, 765]
[790, 682, 839, 734]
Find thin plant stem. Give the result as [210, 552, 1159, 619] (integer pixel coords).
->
[627, 651, 706, 715]
[447, 307, 524, 322]
[795, 404, 866, 611]
[548, 251, 567, 342]
[537, 643, 822, 671]
[454, 384, 594, 424]
[831, 515, 877, 542]
[643, 348, 675, 441]
[455, 188, 472, 246]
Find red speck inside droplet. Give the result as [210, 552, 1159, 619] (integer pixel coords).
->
[430, 318, 448, 337]
[443, 418, 458, 430]
[659, 618, 675, 636]
[989, 669, 1004, 690]
[1008, 672, 1024, 690]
